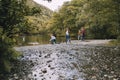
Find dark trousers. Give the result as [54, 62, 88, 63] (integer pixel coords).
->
[81, 33, 85, 41]
[66, 35, 71, 43]
[51, 39, 56, 44]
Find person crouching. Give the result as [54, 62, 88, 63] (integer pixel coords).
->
[50, 33, 56, 44]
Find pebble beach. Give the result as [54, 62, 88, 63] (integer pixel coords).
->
[11, 40, 111, 80]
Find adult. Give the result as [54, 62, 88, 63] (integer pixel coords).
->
[81, 27, 85, 41]
[65, 28, 71, 44]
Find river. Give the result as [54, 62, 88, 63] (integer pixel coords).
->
[16, 35, 76, 46]
[16, 35, 62, 46]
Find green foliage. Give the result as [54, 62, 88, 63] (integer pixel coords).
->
[0, 0, 53, 78]
[0, 0, 29, 37]
[85, 0, 120, 39]
[0, 0, 28, 79]
[24, 0, 53, 34]
[47, 0, 120, 39]
[0, 0, 52, 79]
[0, 36, 20, 79]
[31, 7, 41, 15]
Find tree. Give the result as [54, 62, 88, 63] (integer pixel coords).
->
[47, 0, 120, 39]
[86, 0, 120, 39]
[0, 0, 28, 37]
[0, 0, 29, 79]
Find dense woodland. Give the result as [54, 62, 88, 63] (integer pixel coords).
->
[0, 0, 120, 79]
[25, 0, 53, 34]
[0, 0, 27, 79]
[0, 0, 52, 79]
[47, 0, 120, 40]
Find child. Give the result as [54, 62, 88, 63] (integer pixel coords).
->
[78, 29, 81, 40]
[65, 28, 71, 44]
[50, 34, 56, 44]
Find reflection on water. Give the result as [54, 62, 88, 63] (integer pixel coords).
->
[16, 35, 49, 45]
[16, 35, 67, 46]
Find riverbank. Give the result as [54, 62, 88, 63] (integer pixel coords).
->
[20, 39, 111, 46]
[12, 40, 112, 80]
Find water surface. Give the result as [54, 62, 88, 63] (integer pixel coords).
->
[16, 35, 75, 46]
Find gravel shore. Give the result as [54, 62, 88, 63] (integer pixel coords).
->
[13, 40, 111, 80]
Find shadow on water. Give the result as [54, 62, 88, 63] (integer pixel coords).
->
[7, 45, 120, 80]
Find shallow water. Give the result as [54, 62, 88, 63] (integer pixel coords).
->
[16, 35, 76, 46]
[7, 45, 120, 80]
